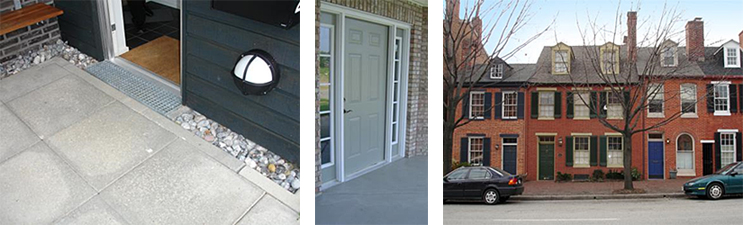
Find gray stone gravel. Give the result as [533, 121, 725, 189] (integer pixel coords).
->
[174, 109, 300, 193]
[0, 40, 97, 79]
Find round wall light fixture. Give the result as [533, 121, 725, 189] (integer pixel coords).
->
[233, 49, 280, 95]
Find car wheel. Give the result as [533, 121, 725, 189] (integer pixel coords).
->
[483, 189, 499, 205]
[498, 196, 510, 203]
[706, 183, 724, 200]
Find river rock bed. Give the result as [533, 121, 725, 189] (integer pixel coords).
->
[0, 39, 97, 79]
[174, 109, 300, 193]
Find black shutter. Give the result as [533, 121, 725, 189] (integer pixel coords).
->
[565, 136, 573, 166]
[590, 136, 598, 166]
[462, 94, 470, 119]
[484, 92, 492, 119]
[590, 92, 598, 118]
[599, 92, 607, 118]
[730, 85, 738, 113]
[714, 132, 721, 170]
[739, 84, 743, 113]
[483, 138, 491, 166]
[531, 92, 539, 119]
[566, 92, 574, 118]
[554, 92, 562, 118]
[599, 136, 607, 166]
[461, 137, 469, 163]
[517, 92, 525, 119]
[494, 92, 502, 119]
[737, 132, 742, 162]
[707, 84, 715, 113]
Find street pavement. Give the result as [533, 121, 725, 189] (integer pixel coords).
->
[444, 197, 743, 224]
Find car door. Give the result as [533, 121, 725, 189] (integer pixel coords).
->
[462, 168, 492, 199]
[728, 164, 743, 194]
[444, 168, 469, 199]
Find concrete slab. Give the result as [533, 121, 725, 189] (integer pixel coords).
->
[0, 104, 40, 163]
[6, 75, 114, 138]
[53, 196, 130, 225]
[0, 142, 97, 224]
[0, 61, 70, 103]
[316, 156, 428, 225]
[47, 102, 177, 190]
[61, 63, 128, 102]
[236, 194, 299, 225]
[100, 139, 264, 225]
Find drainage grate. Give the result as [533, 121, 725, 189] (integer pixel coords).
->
[85, 61, 181, 115]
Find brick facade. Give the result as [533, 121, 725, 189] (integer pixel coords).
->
[315, 0, 428, 193]
[0, 0, 60, 69]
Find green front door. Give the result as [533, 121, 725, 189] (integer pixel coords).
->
[539, 143, 555, 180]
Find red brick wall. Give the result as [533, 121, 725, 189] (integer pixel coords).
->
[452, 87, 527, 175]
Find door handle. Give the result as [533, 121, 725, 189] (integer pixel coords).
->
[344, 109, 353, 114]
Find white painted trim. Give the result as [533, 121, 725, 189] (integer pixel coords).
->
[469, 91, 485, 119]
[501, 137, 518, 173]
[679, 83, 697, 116]
[717, 129, 739, 133]
[319, 23, 336, 171]
[711, 81, 732, 84]
[501, 91, 517, 119]
[700, 140, 715, 143]
[675, 133, 695, 174]
[107, 0, 129, 56]
[321, 3, 412, 29]
[723, 47, 741, 68]
[647, 138, 666, 180]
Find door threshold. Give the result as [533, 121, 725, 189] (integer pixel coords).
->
[109, 57, 180, 96]
[343, 160, 388, 183]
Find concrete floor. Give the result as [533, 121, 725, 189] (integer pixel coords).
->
[444, 197, 743, 224]
[0, 58, 298, 224]
[316, 156, 428, 225]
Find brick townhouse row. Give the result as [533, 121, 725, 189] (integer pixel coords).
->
[452, 11, 743, 181]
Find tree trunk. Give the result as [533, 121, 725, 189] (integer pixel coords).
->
[623, 133, 634, 190]
[443, 123, 454, 175]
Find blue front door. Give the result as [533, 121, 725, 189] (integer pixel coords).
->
[649, 141, 664, 179]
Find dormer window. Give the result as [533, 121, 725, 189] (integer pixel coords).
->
[490, 64, 503, 79]
[552, 43, 572, 75]
[662, 47, 676, 67]
[600, 42, 620, 74]
[725, 47, 740, 68]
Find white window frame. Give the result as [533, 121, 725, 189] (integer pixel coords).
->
[680, 83, 697, 117]
[468, 137, 484, 166]
[713, 82, 730, 116]
[607, 136, 624, 168]
[490, 64, 504, 79]
[502, 91, 517, 119]
[661, 46, 677, 67]
[676, 133, 695, 175]
[573, 136, 590, 167]
[724, 47, 740, 68]
[606, 91, 623, 119]
[720, 133, 736, 166]
[602, 49, 617, 74]
[647, 83, 664, 117]
[469, 91, 485, 119]
[319, 24, 335, 169]
[390, 36, 402, 145]
[573, 91, 590, 119]
[538, 91, 555, 119]
[554, 50, 569, 73]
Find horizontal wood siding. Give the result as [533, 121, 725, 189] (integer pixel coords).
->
[183, 1, 300, 163]
[54, 0, 104, 60]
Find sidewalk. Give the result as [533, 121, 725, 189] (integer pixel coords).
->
[0, 57, 298, 224]
[513, 178, 691, 200]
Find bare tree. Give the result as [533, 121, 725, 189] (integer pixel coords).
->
[443, 0, 551, 174]
[556, 1, 717, 190]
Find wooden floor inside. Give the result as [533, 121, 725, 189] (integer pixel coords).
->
[121, 36, 180, 85]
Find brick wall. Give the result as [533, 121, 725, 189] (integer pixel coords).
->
[315, 0, 428, 193]
[0, 0, 60, 68]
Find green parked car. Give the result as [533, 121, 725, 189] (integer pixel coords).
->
[683, 162, 743, 200]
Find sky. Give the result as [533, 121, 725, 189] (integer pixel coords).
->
[448, 0, 743, 63]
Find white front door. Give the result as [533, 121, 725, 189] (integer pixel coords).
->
[342, 17, 388, 177]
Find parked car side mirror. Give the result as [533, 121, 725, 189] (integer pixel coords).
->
[730, 171, 738, 176]
[443, 177, 449, 182]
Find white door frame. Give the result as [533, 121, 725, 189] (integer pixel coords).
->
[320, 3, 411, 189]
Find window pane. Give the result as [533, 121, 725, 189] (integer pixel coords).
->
[721, 133, 735, 166]
[447, 169, 468, 180]
[320, 85, 331, 112]
[469, 169, 491, 180]
[320, 113, 330, 138]
[469, 138, 484, 165]
[503, 138, 517, 144]
[391, 123, 397, 142]
[471, 93, 485, 118]
[503, 92, 517, 118]
[681, 84, 696, 114]
[539, 92, 554, 118]
[321, 140, 331, 164]
[394, 62, 400, 81]
[320, 57, 331, 83]
[574, 92, 589, 118]
[320, 27, 331, 55]
[392, 103, 398, 123]
[608, 136, 623, 166]
[394, 82, 399, 102]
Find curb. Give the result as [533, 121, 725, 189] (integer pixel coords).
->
[511, 193, 687, 201]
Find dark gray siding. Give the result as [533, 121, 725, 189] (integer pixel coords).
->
[182, 1, 299, 163]
[55, 0, 104, 60]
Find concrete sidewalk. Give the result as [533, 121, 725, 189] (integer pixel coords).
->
[0, 57, 298, 224]
[316, 156, 428, 225]
[512, 178, 691, 200]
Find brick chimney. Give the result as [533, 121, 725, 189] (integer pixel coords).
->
[447, 0, 460, 21]
[626, 11, 637, 62]
[685, 17, 705, 61]
[739, 30, 743, 50]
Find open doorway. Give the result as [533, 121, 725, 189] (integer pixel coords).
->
[113, 0, 181, 85]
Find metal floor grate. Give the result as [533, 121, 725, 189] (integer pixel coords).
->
[85, 61, 181, 115]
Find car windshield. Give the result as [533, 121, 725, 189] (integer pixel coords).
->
[715, 163, 739, 174]
[488, 167, 512, 177]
